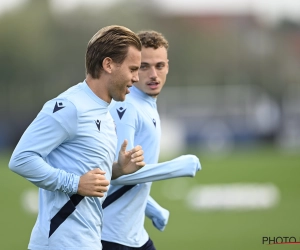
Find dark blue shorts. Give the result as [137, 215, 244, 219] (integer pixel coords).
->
[102, 238, 156, 250]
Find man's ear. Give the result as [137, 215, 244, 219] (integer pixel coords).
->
[102, 57, 113, 73]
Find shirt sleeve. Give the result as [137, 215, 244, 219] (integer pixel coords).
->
[8, 99, 80, 194]
[145, 195, 169, 232]
[111, 154, 201, 185]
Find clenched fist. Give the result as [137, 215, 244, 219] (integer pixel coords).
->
[77, 168, 109, 197]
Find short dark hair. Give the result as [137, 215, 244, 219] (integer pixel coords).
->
[86, 25, 142, 79]
[137, 30, 169, 50]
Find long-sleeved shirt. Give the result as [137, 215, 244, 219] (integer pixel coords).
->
[9, 80, 117, 250]
[102, 86, 201, 247]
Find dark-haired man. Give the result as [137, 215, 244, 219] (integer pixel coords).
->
[102, 30, 201, 250]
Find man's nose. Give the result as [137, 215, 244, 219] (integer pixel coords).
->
[149, 67, 158, 79]
[132, 72, 139, 83]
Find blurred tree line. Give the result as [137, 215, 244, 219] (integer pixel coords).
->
[0, 0, 300, 149]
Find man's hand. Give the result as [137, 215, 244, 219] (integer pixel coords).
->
[112, 140, 145, 179]
[77, 168, 109, 197]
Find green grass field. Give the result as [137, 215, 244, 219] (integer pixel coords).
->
[1, 146, 299, 250]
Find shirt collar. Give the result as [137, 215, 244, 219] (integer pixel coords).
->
[130, 86, 157, 107]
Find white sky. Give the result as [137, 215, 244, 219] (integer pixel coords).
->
[151, 0, 300, 23]
[0, 0, 27, 15]
[1, 0, 300, 24]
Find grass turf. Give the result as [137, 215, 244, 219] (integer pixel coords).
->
[1, 146, 299, 249]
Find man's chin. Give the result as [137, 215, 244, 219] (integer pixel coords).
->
[146, 90, 160, 98]
[113, 95, 126, 102]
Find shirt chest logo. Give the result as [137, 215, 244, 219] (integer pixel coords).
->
[152, 118, 156, 127]
[95, 120, 101, 131]
[116, 107, 127, 120]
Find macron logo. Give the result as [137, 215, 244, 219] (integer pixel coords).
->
[152, 118, 156, 127]
[53, 102, 65, 113]
[95, 120, 101, 131]
[116, 107, 126, 120]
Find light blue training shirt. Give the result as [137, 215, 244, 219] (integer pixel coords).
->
[102, 86, 201, 247]
[9, 80, 117, 250]
[102, 86, 161, 247]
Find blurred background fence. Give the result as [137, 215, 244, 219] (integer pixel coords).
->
[1, 0, 300, 153]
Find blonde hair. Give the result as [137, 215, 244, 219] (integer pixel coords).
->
[86, 25, 142, 79]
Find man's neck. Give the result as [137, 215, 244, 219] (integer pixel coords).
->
[86, 74, 111, 103]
